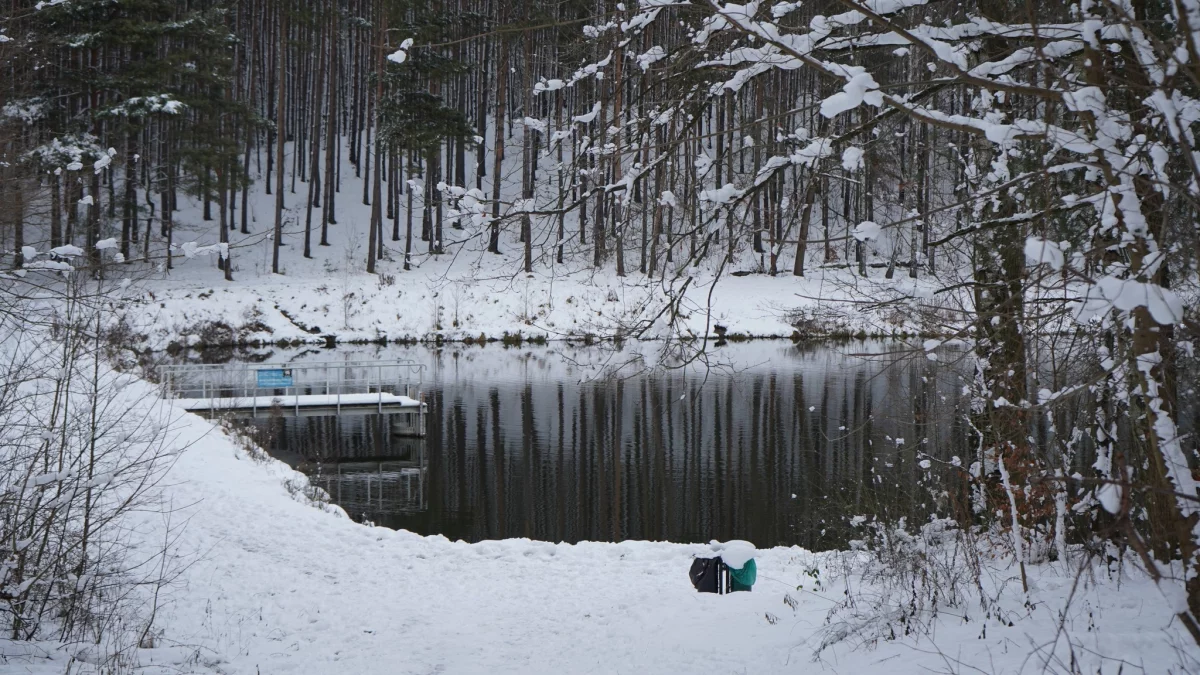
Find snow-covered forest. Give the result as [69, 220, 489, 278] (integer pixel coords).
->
[3, 0, 1200, 672]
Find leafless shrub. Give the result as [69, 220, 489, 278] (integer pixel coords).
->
[0, 274, 185, 667]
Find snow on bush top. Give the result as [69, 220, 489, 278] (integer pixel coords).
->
[708, 540, 757, 570]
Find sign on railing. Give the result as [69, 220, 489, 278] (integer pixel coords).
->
[256, 368, 294, 388]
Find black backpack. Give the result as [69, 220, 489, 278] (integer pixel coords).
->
[689, 556, 723, 593]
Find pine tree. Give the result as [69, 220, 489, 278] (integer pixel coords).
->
[376, 0, 474, 258]
[10, 0, 248, 270]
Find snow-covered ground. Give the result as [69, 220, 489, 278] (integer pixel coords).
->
[128, 256, 921, 349]
[4, 370, 1194, 674]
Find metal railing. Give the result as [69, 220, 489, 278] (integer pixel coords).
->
[158, 360, 427, 417]
[313, 463, 427, 515]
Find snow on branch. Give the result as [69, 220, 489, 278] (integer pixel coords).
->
[387, 38, 414, 65]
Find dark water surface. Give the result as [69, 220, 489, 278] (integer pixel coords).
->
[211, 341, 975, 549]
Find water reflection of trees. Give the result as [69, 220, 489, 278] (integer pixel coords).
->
[253, 348, 993, 549]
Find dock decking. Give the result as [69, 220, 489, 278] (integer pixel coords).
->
[175, 392, 423, 418]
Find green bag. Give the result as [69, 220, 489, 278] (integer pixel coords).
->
[728, 558, 756, 591]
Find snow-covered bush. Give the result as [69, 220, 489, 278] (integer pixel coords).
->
[818, 517, 985, 654]
[0, 274, 180, 654]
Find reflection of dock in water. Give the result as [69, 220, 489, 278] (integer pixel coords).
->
[278, 415, 431, 518]
[307, 452, 428, 517]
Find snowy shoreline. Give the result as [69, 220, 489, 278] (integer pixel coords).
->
[117, 263, 956, 352]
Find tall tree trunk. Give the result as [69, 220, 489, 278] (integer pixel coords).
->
[66, 169, 79, 243]
[612, 43, 625, 277]
[489, 27, 508, 255]
[391, 151, 401, 241]
[792, 171, 818, 277]
[304, 12, 326, 260]
[50, 171, 62, 250]
[218, 164, 233, 281]
[432, 147, 443, 254]
[521, 31, 534, 273]
[322, 8, 338, 239]
[241, 25, 256, 235]
[10, 176, 24, 269]
[88, 170, 101, 275]
[367, 1, 385, 273]
[121, 132, 136, 262]
[272, 9, 287, 275]
[404, 152, 414, 270]
[162, 129, 174, 271]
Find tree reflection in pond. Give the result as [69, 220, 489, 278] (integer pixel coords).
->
[238, 341, 976, 549]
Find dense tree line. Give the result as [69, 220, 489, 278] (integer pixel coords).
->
[5, 0, 1190, 291]
[0, 0, 1035, 280]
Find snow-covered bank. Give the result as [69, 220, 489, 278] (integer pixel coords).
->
[6, 370, 1194, 674]
[121, 255, 948, 351]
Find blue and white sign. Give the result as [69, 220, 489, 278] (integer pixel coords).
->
[256, 368, 294, 388]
